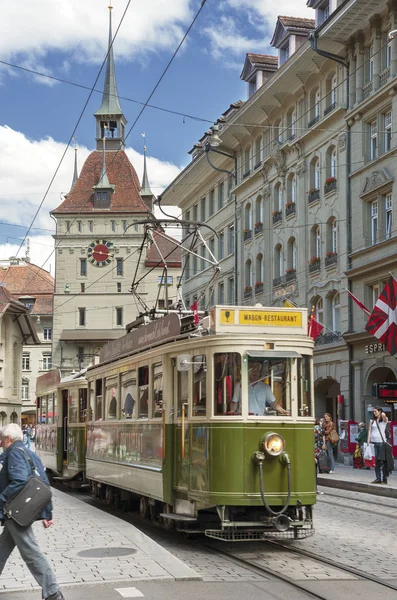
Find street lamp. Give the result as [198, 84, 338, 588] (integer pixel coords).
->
[388, 29, 397, 40]
[204, 137, 239, 306]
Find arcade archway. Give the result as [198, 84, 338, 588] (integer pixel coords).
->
[314, 377, 341, 422]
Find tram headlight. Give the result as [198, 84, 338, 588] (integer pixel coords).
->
[262, 433, 285, 457]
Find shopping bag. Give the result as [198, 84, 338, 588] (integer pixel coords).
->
[363, 442, 375, 468]
[317, 450, 331, 473]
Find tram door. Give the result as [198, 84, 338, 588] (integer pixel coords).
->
[62, 390, 69, 463]
[174, 362, 190, 490]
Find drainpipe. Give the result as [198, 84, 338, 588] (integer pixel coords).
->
[309, 32, 354, 420]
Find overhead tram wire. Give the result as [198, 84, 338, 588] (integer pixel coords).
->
[12, 0, 209, 301]
[1, 0, 133, 291]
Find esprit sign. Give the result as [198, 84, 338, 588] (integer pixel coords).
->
[365, 343, 385, 354]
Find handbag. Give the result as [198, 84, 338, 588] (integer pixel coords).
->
[375, 419, 395, 473]
[4, 448, 52, 527]
[328, 428, 339, 445]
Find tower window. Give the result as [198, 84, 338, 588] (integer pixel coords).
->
[116, 258, 123, 276]
[78, 308, 86, 327]
[94, 191, 110, 208]
[116, 307, 123, 326]
[117, 282, 121, 293]
[111, 220, 116, 232]
[89, 221, 93, 233]
[80, 258, 87, 276]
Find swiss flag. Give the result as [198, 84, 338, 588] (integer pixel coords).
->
[366, 278, 397, 355]
[308, 309, 324, 340]
[190, 300, 200, 325]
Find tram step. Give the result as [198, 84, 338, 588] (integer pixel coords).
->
[159, 513, 197, 522]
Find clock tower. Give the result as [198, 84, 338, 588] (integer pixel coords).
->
[50, 6, 162, 376]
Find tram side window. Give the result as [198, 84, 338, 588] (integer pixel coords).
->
[47, 393, 53, 425]
[36, 397, 41, 425]
[177, 369, 189, 417]
[138, 366, 149, 418]
[95, 379, 103, 420]
[214, 352, 241, 416]
[193, 355, 207, 416]
[89, 385, 95, 421]
[298, 355, 313, 417]
[106, 379, 118, 419]
[41, 395, 47, 424]
[69, 389, 78, 423]
[122, 370, 136, 418]
[79, 388, 88, 422]
[53, 393, 58, 424]
[152, 363, 163, 418]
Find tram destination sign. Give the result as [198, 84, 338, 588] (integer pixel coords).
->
[100, 313, 181, 363]
[211, 305, 307, 335]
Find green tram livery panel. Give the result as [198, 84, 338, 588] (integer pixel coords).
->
[36, 305, 316, 541]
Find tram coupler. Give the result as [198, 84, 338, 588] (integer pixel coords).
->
[252, 451, 265, 465]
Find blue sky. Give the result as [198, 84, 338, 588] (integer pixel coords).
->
[0, 0, 312, 272]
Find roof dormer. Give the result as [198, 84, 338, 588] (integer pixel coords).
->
[306, 0, 335, 27]
[270, 16, 315, 67]
[240, 54, 278, 99]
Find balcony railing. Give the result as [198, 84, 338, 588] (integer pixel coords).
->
[309, 260, 321, 274]
[272, 212, 282, 224]
[325, 253, 338, 267]
[243, 229, 252, 242]
[324, 102, 337, 117]
[315, 331, 342, 346]
[285, 203, 296, 218]
[273, 276, 285, 288]
[244, 288, 252, 299]
[285, 270, 296, 282]
[363, 80, 373, 100]
[254, 161, 262, 170]
[308, 189, 320, 204]
[243, 170, 251, 179]
[308, 115, 320, 128]
[380, 67, 390, 87]
[254, 282, 264, 294]
[254, 222, 263, 235]
[324, 178, 337, 194]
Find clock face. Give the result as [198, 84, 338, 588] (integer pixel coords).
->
[88, 239, 114, 267]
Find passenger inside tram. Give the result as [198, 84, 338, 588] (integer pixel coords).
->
[230, 358, 290, 416]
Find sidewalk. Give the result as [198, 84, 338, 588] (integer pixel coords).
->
[0, 488, 200, 594]
[318, 462, 397, 498]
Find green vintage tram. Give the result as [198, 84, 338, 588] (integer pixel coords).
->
[36, 305, 316, 540]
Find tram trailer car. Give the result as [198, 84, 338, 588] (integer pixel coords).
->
[84, 305, 316, 541]
[36, 369, 87, 482]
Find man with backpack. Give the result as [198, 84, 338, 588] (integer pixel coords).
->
[0, 424, 64, 600]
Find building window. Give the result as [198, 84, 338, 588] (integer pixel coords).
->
[116, 258, 123, 276]
[245, 259, 252, 288]
[80, 258, 87, 276]
[331, 74, 337, 104]
[42, 354, 52, 371]
[218, 182, 224, 210]
[256, 253, 263, 283]
[65, 221, 70, 232]
[200, 197, 206, 221]
[122, 220, 127, 232]
[370, 120, 377, 160]
[111, 220, 116, 232]
[228, 225, 235, 254]
[209, 237, 215, 257]
[193, 203, 198, 221]
[274, 183, 283, 212]
[331, 219, 337, 253]
[22, 379, 29, 401]
[89, 221, 93, 233]
[287, 238, 297, 270]
[218, 282, 224, 304]
[81, 282, 85, 293]
[371, 200, 378, 244]
[315, 226, 321, 257]
[116, 307, 123, 326]
[218, 231, 224, 259]
[43, 327, 52, 341]
[368, 45, 374, 81]
[314, 159, 321, 190]
[330, 148, 337, 178]
[200, 244, 206, 271]
[22, 353, 30, 371]
[371, 283, 379, 308]
[209, 190, 215, 216]
[386, 194, 392, 239]
[331, 293, 341, 333]
[77, 221, 82, 233]
[228, 277, 235, 304]
[274, 244, 283, 278]
[78, 307, 86, 327]
[117, 282, 122, 292]
[192, 253, 197, 275]
[384, 111, 392, 153]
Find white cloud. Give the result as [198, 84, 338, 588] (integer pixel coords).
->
[0, 0, 192, 72]
[203, 16, 264, 62]
[0, 237, 56, 276]
[0, 125, 183, 270]
[225, 0, 313, 24]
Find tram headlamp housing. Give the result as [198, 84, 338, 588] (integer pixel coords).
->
[262, 433, 285, 457]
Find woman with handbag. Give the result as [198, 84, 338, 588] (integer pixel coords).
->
[322, 412, 337, 473]
[367, 406, 388, 484]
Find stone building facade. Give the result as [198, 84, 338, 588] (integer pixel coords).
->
[161, 0, 397, 424]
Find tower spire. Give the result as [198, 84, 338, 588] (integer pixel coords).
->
[94, 5, 127, 150]
[140, 134, 154, 212]
[70, 144, 79, 192]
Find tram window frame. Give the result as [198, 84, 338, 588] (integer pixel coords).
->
[297, 355, 313, 417]
[36, 397, 41, 425]
[88, 384, 95, 421]
[47, 393, 53, 425]
[192, 354, 207, 417]
[41, 395, 48, 424]
[213, 352, 241, 416]
[79, 388, 88, 422]
[177, 367, 189, 418]
[152, 363, 163, 418]
[53, 392, 58, 424]
[138, 365, 149, 419]
[121, 369, 137, 419]
[106, 377, 118, 420]
[69, 389, 78, 423]
[95, 378, 103, 420]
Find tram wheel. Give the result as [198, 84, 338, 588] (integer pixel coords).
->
[161, 504, 175, 531]
[139, 496, 150, 519]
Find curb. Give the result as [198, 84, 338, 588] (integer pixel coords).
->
[318, 476, 397, 498]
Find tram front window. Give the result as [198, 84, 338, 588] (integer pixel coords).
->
[214, 352, 241, 416]
[230, 357, 291, 416]
[298, 355, 313, 416]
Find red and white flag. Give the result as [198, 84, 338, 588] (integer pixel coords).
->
[365, 278, 397, 355]
[190, 300, 200, 325]
[308, 308, 324, 340]
[346, 289, 371, 317]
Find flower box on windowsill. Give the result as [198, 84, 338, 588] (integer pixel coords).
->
[254, 222, 263, 234]
[272, 212, 282, 224]
[255, 282, 264, 294]
[325, 252, 337, 267]
[309, 260, 321, 273]
[244, 286, 252, 298]
[243, 229, 252, 242]
[285, 202, 296, 218]
[324, 178, 337, 194]
[285, 269, 296, 282]
[273, 276, 285, 288]
[308, 189, 320, 204]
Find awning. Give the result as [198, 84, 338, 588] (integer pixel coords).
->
[59, 330, 125, 342]
[246, 350, 301, 359]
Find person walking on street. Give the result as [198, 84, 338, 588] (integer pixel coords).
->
[367, 406, 389, 484]
[0, 424, 64, 600]
[322, 412, 336, 473]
